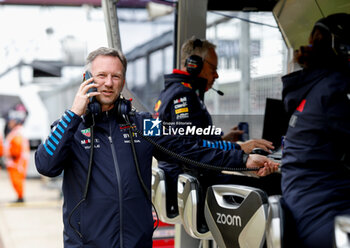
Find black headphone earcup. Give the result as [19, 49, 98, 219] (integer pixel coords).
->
[185, 55, 203, 76]
[117, 98, 132, 119]
[88, 101, 101, 116]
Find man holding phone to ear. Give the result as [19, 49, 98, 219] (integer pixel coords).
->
[35, 47, 279, 248]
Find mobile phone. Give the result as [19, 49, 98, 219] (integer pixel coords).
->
[84, 71, 100, 115]
[238, 122, 249, 141]
[84, 71, 97, 102]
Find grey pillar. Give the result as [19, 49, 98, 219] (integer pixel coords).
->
[239, 13, 251, 115]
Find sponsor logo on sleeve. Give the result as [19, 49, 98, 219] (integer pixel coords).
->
[173, 97, 189, 118]
[173, 97, 187, 104]
[175, 107, 189, 114]
[176, 113, 189, 120]
[181, 82, 192, 89]
[154, 100, 162, 112]
[174, 97, 188, 109]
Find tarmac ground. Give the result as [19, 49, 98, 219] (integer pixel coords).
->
[0, 168, 63, 248]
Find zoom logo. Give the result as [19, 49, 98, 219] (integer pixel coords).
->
[216, 213, 241, 227]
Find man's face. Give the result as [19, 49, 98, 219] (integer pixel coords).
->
[199, 48, 219, 91]
[90, 55, 125, 112]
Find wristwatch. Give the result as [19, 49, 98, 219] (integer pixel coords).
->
[242, 153, 249, 165]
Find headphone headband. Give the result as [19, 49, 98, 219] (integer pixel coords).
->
[313, 15, 350, 57]
[314, 14, 350, 43]
[314, 22, 331, 33]
[193, 39, 203, 50]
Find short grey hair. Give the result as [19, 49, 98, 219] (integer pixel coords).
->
[86, 47, 127, 77]
[180, 36, 216, 67]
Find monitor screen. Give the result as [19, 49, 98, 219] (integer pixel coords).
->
[262, 98, 290, 151]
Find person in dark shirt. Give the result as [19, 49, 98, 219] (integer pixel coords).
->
[281, 13, 350, 248]
[154, 37, 282, 217]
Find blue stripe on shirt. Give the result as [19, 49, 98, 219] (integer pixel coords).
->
[47, 140, 56, 151]
[63, 113, 71, 123]
[67, 110, 75, 117]
[57, 124, 64, 134]
[223, 141, 227, 151]
[53, 130, 62, 139]
[60, 119, 67, 128]
[49, 134, 59, 145]
[43, 144, 53, 156]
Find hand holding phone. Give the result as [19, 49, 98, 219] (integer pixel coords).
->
[84, 71, 97, 103]
[70, 71, 100, 116]
[84, 71, 101, 115]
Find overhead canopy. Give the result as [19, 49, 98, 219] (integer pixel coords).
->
[0, 0, 151, 8]
[0, 0, 279, 10]
[207, 0, 278, 11]
[0, 0, 102, 6]
[273, 0, 350, 49]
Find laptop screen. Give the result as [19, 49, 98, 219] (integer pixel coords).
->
[262, 98, 290, 151]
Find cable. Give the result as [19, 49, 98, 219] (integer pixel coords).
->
[211, 11, 278, 29]
[124, 114, 160, 232]
[124, 110, 260, 234]
[314, 0, 325, 18]
[124, 118, 259, 234]
[68, 115, 95, 240]
[126, 123, 259, 173]
[128, 126, 150, 198]
[124, 113, 257, 234]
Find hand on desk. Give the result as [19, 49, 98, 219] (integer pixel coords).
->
[246, 154, 279, 177]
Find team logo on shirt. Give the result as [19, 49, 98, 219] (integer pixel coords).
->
[81, 128, 91, 137]
[119, 123, 141, 143]
[296, 99, 306, 112]
[80, 138, 100, 149]
[119, 124, 136, 132]
[80, 128, 100, 149]
[181, 82, 192, 89]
